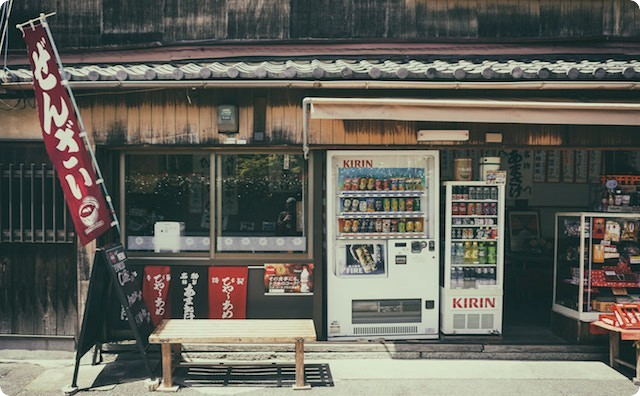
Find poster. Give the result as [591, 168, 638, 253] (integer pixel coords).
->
[588, 151, 602, 183]
[575, 150, 588, 183]
[562, 151, 575, 183]
[171, 266, 208, 319]
[209, 266, 248, 319]
[500, 150, 533, 200]
[264, 263, 314, 294]
[340, 243, 386, 276]
[547, 150, 561, 182]
[533, 150, 547, 182]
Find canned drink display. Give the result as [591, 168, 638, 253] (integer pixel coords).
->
[375, 219, 382, 232]
[382, 219, 391, 233]
[375, 179, 382, 190]
[359, 200, 368, 212]
[383, 198, 391, 211]
[490, 187, 498, 200]
[359, 219, 367, 232]
[391, 178, 398, 190]
[489, 202, 497, 215]
[467, 203, 475, 215]
[351, 219, 359, 233]
[452, 203, 459, 215]
[343, 198, 351, 212]
[391, 219, 399, 232]
[351, 198, 359, 212]
[483, 186, 491, 200]
[475, 202, 483, 215]
[368, 219, 376, 232]
[458, 202, 466, 214]
[374, 199, 383, 211]
[383, 179, 390, 190]
[343, 219, 352, 233]
[398, 198, 405, 212]
[413, 198, 420, 211]
[469, 186, 475, 200]
[359, 177, 367, 190]
[406, 220, 414, 232]
[391, 198, 398, 212]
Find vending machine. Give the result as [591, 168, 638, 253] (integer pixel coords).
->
[326, 150, 440, 340]
[440, 181, 505, 335]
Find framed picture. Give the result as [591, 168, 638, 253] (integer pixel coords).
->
[508, 211, 540, 252]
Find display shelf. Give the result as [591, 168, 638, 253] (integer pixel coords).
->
[553, 212, 640, 323]
[337, 233, 427, 240]
[452, 224, 498, 228]
[452, 238, 499, 242]
[339, 191, 425, 197]
[338, 212, 424, 218]
[452, 199, 498, 203]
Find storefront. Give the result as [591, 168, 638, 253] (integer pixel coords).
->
[2, 52, 640, 344]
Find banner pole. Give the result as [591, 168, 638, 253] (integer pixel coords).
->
[37, 13, 121, 236]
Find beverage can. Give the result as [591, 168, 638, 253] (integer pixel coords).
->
[452, 203, 459, 215]
[343, 219, 351, 233]
[414, 220, 423, 232]
[351, 198, 359, 212]
[490, 202, 497, 215]
[483, 186, 491, 200]
[391, 198, 398, 212]
[413, 198, 420, 211]
[367, 177, 375, 190]
[458, 202, 466, 214]
[368, 219, 376, 232]
[351, 177, 359, 190]
[469, 186, 475, 200]
[351, 219, 359, 233]
[398, 177, 406, 191]
[382, 219, 391, 233]
[406, 198, 414, 212]
[391, 178, 398, 190]
[383, 198, 391, 212]
[398, 220, 406, 233]
[375, 179, 382, 190]
[359, 177, 367, 190]
[391, 219, 399, 232]
[366, 198, 375, 212]
[374, 199, 383, 211]
[476, 202, 483, 215]
[359, 200, 368, 212]
[383, 179, 390, 190]
[398, 198, 405, 212]
[343, 178, 351, 190]
[406, 220, 414, 232]
[490, 187, 498, 200]
[343, 198, 351, 212]
[375, 219, 382, 232]
[468, 203, 475, 215]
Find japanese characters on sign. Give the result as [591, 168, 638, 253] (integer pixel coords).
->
[209, 267, 248, 319]
[142, 266, 171, 326]
[23, 23, 112, 245]
[499, 150, 533, 200]
[263, 264, 314, 294]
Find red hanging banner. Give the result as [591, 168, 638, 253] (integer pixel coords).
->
[22, 23, 112, 245]
[142, 266, 172, 326]
[208, 266, 248, 319]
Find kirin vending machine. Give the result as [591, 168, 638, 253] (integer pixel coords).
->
[326, 150, 440, 340]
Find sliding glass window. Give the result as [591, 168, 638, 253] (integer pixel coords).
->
[216, 153, 306, 253]
[125, 154, 211, 252]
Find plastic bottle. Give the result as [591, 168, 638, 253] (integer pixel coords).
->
[300, 267, 310, 293]
[478, 242, 487, 264]
[487, 241, 497, 264]
[463, 241, 472, 264]
[471, 241, 479, 264]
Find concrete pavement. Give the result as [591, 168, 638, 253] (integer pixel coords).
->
[0, 349, 639, 396]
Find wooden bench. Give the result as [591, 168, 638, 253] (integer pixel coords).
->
[591, 320, 640, 384]
[148, 319, 317, 392]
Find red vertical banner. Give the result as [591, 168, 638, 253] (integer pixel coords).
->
[142, 266, 172, 326]
[208, 267, 248, 319]
[23, 23, 112, 245]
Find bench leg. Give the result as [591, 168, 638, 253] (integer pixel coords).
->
[292, 338, 311, 390]
[609, 331, 620, 368]
[157, 343, 179, 392]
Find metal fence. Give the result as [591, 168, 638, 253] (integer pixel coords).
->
[0, 162, 74, 243]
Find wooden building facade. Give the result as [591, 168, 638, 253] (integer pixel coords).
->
[1, 0, 640, 346]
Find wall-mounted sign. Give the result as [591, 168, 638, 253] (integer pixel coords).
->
[264, 264, 314, 295]
[209, 266, 248, 319]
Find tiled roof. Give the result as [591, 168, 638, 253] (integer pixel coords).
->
[2, 58, 639, 83]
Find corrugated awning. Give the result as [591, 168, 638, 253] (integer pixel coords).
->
[307, 97, 640, 126]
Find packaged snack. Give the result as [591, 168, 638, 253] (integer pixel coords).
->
[605, 220, 621, 242]
[592, 217, 605, 239]
[621, 221, 638, 241]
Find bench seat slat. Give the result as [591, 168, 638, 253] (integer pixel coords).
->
[149, 319, 317, 344]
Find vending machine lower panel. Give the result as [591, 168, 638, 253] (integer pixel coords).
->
[440, 288, 503, 335]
